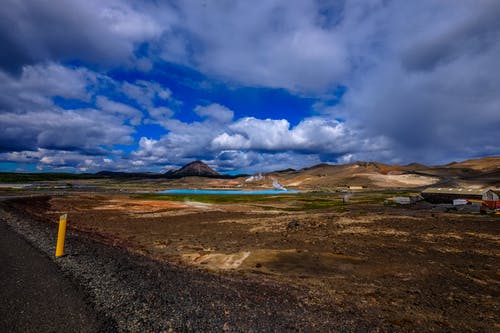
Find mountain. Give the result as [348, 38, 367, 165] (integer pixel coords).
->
[165, 160, 221, 178]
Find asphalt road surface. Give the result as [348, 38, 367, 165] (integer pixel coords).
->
[0, 221, 113, 332]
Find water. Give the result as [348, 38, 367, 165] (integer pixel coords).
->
[157, 189, 299, 195]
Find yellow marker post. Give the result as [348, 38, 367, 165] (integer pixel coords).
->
[55, 214, 67, 257]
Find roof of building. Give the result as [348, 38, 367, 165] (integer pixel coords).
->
[422, 187, 492, 195]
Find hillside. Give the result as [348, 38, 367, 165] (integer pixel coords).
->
[272, 162, 437, 189]
[270, 156, 499, 190]
[445, 156, 500, 171]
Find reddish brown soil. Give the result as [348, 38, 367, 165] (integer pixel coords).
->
[10, 194, 500, 332]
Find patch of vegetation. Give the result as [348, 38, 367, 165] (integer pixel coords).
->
[285, 199, 345, 211]
[349, 191, 419, 204]
[134, 193, 302, 204]
[135, 192, 346, 211]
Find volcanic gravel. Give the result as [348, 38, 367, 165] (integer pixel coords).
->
[0, 201, 373, 332]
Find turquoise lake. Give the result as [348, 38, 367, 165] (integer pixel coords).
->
[157, 189, 299, 195]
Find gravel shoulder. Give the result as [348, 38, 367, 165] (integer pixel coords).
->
[0, 221, 115, 333]
[0, 200, 373, 332]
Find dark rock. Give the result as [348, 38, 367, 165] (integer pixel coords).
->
[287, 220, 301, 230]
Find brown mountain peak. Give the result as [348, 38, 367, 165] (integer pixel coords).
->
[167, 160, 220, 177]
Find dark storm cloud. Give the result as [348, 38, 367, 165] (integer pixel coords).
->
[335, 0, 500, 164]
[0, 0, 165, 73]
[401, 2, 500, 72]
[0, 109, 133, 153]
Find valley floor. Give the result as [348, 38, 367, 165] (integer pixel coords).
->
[1, 190, 499, 331]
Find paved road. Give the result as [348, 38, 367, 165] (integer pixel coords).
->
[0, 221, 113, 332]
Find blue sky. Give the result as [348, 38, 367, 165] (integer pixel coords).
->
[0, 0, 499, 173]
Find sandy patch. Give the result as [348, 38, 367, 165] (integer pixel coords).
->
[336, 217, 376, 225]
[338, 226, 409, 236]
[182, 251, 251, 270]
[181, 248, 364, 274]
[359, 173, 438, 187]
[93, 198, 188, 212]
[336, 215, 420, 226]
[210, 213, 295, 233]
[286, 176, 313, 186]
[464, 232, 500, 243]
[472, 249, 500, 257]
[183, 201, 217, 210]
[421, 233, 464, 242]
[433, 246, 464, 254]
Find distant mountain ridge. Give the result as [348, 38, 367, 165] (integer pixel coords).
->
[1, 156, 498, 186]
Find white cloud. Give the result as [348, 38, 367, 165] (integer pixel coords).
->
[132, 105, 388, 172]
[0, 63, 135, 160]
[0, 63, 98, 111]
[0, 148, 117, 172]
[212, 150, 322, 174]
[158, 1, 348, 92]
[147, 106, 174, 125]
[0, 108, 134, 152]
[211, 133, 250, 150]
[194, 103, 234, 123]
[211, 116, 385, 154]
[100, 3, 162, 40]
[96, 96, 143, 125]
[121, 80, 172, 109]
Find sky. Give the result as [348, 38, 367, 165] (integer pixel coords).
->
[0, 0, 499, 174]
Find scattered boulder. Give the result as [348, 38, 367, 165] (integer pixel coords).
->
[287, 220, 301, 230]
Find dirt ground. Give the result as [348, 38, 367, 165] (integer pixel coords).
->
[8, 192, 500, 332]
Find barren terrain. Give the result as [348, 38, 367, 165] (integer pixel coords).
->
[5, 190, 499, 332]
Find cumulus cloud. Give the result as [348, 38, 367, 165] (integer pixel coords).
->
[0, 63, 98, 111]
[0, 108, 134, 153]
[158, 1, 348, 92]
[194, 104, 234, 123]
[96, 96, 143, 125]
[121, 80, 172, 109]
[211, 117, 386, 154]
[212, 150, 322, 174]
[0, 63, 136, 171]
[132, 104, 387, 172]
[0, 148, 131, 172]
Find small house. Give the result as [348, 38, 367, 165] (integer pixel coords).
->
[386, 196, 421, 205]
[391, 196, 412, 205]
